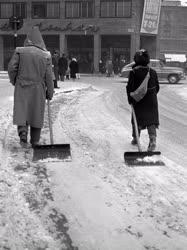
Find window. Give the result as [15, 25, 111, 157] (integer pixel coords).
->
[100, 0, 131, 18]
[65, 0, 94, 18]
[0, 2, 26, 19]
[32, 2, 60, 18]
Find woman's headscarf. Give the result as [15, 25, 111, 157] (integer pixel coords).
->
[134, 49, 150, 66]
[24, 26, 46, 51]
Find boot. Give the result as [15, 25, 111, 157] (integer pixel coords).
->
[19, 131, 28, 147]
[54, 80, 60, 88]
[131, 137, 137, 145]
[147, 136, 156, 152]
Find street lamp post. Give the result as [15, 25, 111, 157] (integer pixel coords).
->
[9, 16, 23, 49]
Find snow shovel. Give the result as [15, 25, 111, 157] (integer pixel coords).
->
[33, 100, 71, 162]
[124, 105, 164, 166]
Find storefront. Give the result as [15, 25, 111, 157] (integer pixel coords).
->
[101, 35, 131, 73]
[2, 34, 60, 70]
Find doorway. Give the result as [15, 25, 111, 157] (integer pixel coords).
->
[67, 35, 94, 73]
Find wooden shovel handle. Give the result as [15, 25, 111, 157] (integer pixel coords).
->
[47, 100, 54, 144]
[131, 104, 142, 152]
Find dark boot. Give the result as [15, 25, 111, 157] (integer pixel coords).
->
[147, 136, 156, 151]
[54, 80, 59, 88]
[18, 125, 28, 147]
[19, 131, 28, 148]
[20, 131, 27, 143]
[131, 137, 137, 145]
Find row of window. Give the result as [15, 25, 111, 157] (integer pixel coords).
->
[0, 1, 132, 19]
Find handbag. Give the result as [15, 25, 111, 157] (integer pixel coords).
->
[130, 69, 150, 102]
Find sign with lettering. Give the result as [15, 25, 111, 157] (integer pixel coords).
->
[140, 0, 162, 35]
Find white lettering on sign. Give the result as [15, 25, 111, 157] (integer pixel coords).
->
[140, 0, 161, 34]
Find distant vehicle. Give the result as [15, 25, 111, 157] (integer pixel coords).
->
[121, 59, 186, 84]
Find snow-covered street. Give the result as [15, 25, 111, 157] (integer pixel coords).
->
[0, 76, 187, 249]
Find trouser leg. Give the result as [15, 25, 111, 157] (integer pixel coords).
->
[59, 74, 64, 81]
[53, 79, 58, 88]
[147, 125, 157, 137]
[30, 127, 41, 145]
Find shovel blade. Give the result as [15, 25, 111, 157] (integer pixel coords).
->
[33, 144, 71, 162]
[124, 151, 165, 166]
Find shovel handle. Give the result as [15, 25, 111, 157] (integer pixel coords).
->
[131, 104, 142, 152]
[47, 100, 54, 144]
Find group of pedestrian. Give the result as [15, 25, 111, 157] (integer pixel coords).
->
[52, 52, 79, 88]
[99, 57, 126, 77]
[8, 26, 160, 153]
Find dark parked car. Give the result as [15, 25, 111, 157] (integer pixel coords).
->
[121, 59, 186, 84]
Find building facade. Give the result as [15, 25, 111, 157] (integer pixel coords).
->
[159, 5, 187, 56]
[0, 0, 186, 72]
[0, 0, 146, 72]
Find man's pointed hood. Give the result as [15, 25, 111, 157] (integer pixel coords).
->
[24, 26, 46, 51]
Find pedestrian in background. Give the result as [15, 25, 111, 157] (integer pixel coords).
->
[66, 63, 70, 80]
[106, 58, 113, 77]
[69, 58, 79, 80]
[113, 58, 119, 75]
[8, 26, 54, 147]
[58, 53, 68, 81]
[99, 59, 105, 74]
[52, 50, 60, 88]
[126, 49, 160, 151]
[119, 56, 126, 72]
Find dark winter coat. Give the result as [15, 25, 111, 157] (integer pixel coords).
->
[58, 56, 68, 75]
[126, 66, 160, 129]
[8, 26, 54, 128]
[69, 60, 79, 79]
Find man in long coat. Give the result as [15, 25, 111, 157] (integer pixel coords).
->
[8, 26, 54, 147]
[52, 51, 60, 88]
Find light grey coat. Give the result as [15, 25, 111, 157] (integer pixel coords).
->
[8, 27, 54, 128]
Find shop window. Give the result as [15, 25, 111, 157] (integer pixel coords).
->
[65, 0, 94, 18]
[32, 2, 60, 18]
[100, 0, 131, 18]
[0, 2, 26, 19]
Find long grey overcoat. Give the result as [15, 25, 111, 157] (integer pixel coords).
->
[8, 27, 54, 128]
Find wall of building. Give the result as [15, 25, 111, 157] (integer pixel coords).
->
[1, 1, 186, 72]
[159, 5, 187, 56]
[0, 0, 145, 71]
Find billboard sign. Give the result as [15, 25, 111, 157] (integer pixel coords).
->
[140, 0, 162, 35]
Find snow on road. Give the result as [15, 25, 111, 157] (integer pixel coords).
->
[0, 80, 187, 249]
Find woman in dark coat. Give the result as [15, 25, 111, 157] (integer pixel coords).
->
[126, 49, 160, 151]
[58, 53, 68, 81]
[8, 26, 54, 147]
[69, 58, 79, 80]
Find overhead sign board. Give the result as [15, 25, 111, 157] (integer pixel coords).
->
[140, 0, 162, 35]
